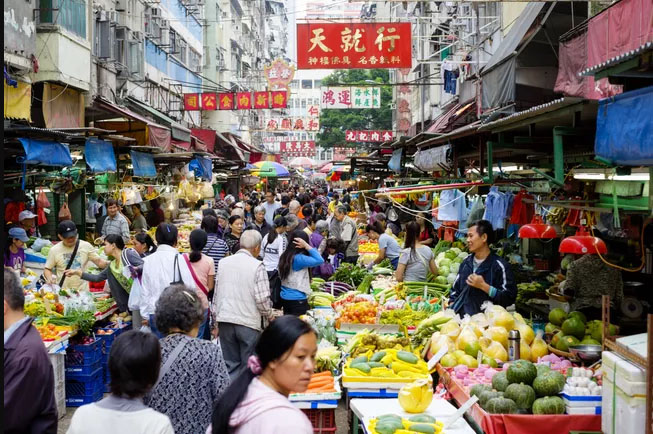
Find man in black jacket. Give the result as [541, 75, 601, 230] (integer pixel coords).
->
[449, 220, 517, 316]
[4, 270, 58, 433]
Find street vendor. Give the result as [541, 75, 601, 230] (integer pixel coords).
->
[43, 221, 109, 291]
[562, 253, 623, 317]
[449, 220, 517, 316]
[365, 222, 401, 269]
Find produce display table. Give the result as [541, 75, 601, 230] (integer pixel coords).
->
[350, 397, 476, 434]
[436, 365, 602, 434]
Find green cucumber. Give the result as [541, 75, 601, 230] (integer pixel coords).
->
[350, 362, 371, 374]
[370, 351, 387, 363]
[397, 350, 419, 364]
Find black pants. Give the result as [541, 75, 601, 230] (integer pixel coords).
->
[282, 298, 309, 316]
[267, 270, 282, 309]
[343, 255, 359, 264]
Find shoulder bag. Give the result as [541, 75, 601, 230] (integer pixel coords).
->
[58, 240, 80, 287]
[170, 254, 184, 286]
[155, 338, 189, 387]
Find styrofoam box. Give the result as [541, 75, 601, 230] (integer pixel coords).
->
[601, 351, 647, 396]
[561, 393, 601, 408]
[49, 353, 66, 419]
[602, 376, 646, 434]
[566, 405, 601, 415]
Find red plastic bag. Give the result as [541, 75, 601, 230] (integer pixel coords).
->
[37, 187, 51, 208]
[58, 202, 72, 221]
[37, 208, 47, 226]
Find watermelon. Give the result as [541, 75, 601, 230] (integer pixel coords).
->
[568, 311, 587, 324]
[485, 397, 518, 414]
[532, 396, 565, 414]
[548, 308, 567, 326]
[492, 371, 510, 392]
[479, 390, 504, 409]
[504, 383, 536, 411]
[561, 317, 585, 340]
[532, 370, 565, 397]
[506, 360, 537, 385]
[556, 335, 580, 352]
[470, 384, 493, 399]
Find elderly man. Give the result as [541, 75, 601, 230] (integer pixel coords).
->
[288, 200, 307, 230]
[251, 205, 271, 238]
[262, 191, 280, 226]
[214, 230, 274, 378]
[18, 210, 37, 235]
[4, 270, 58, 433]
[101, 198, 130, 243]
[333, 205, 359, 264]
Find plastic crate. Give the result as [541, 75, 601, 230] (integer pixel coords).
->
[65, 340, 103, 367]
[96, 329, 118, 354]
[65, 360, 103, 376]
[66, 390, 103, 407]
[65, 366, 103, 397]
[301, 409, 337, 433]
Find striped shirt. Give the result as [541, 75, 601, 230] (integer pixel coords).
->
[102, 213, 130, 242]
[203, 233, 230, 275]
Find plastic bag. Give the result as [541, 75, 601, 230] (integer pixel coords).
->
[31, 238, 52, 253]
[58, 202, 72, 220]
[456, 325, 479, 351]
[37, 187, 50, 208]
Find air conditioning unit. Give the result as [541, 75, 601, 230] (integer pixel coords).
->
[160, 19, 170, 29]
[160, 30, 170, 46]
[109, 11, 118, 22]
[221, 11, 228, 18]
[132, 31, 144, 42]
[216, 58, 226, 70]
[194, 64, 202, 73]
[151, 7, 161, 17]
[98, 10, 108, 21]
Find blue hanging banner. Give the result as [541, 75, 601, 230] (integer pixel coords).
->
[388, 148, 403, 173]
[85, 138, 117, 173]
[18, 138, 73, 166]
[130, 151, 157, 177]
[188, 156, 213, 181]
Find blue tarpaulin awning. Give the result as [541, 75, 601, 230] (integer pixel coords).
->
[189, 156, 213, 181]
[18, 138, 73, 166]
[595, 86, 653, 166]
[131, 151, 157, 177]
[84, 138, 116, 173]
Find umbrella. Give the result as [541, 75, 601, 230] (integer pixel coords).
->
[250, 161, 290, 178]
[326, 165, 350, 181]
[319, 162, 334, 173]
[289, 157, 316, 169]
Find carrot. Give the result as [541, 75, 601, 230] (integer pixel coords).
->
[309, 385, 336, 393]
[311, 371, 333, 378]
[307, 379, 333, 388]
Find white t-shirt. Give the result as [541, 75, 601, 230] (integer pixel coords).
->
[66, 404, 174, 434]
[261, 233, 287, 272]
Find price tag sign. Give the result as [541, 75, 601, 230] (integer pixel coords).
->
[427, 346, 448, 372]
[444, 395, 479, 428]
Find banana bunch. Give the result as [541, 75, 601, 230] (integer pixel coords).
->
[308, 292, 335, 308]
[546, 207, 568, 225]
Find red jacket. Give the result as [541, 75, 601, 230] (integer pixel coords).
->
[4, 317, 58, 434]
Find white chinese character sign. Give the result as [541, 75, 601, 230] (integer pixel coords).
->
[345, 130, 394, 142]
[320, 87, 381, 109]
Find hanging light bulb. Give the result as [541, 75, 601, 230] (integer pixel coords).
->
[559, 226, 608, 254]
[519, 215, 558, 239]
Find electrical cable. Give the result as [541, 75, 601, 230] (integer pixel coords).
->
[590, 218, 650, 273]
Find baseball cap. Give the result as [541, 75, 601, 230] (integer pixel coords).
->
[8, 227, 30, 242]
[57, 220, 78, 239]
[19, 210, 37, 221]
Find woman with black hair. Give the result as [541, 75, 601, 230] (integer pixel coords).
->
[182, 229, 214, 339]
[133, 232, 157, 256]
[278, 230, 324, 316]
[261, 216, 288, 309]
[416, 212, 437, 247]
[209, 316, 316, 434]
[365, 222, 401, 269]
[396, 221, 439, 283]
[65, 234, 131, 312]
[201, 216, 230, 275]
[66, 330, 174, 433]
[449, 220, 517, 316]
[224, 215, 244, 254]
[243, 200, 256, 225]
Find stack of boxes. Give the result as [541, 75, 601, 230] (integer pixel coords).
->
[64, 340, 104, 406]
[601, 350, 647, 434]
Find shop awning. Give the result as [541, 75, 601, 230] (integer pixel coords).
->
[125, 97, 191, 142]
[18, 138, 73, 166]
[426, 101, 475, 134]
[84, 138, 117, 172]
[93, 98, 172, 151]
[595, 85, 653, 165]
[478, 97, 586, 133]
[131, 151, 157, 177]
[4, 81, 31, 121]
[191, 128, 217, 153]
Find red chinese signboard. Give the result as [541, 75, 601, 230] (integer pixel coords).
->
[184, 93, 200, 111]
[345, 130, 394, 142]
[270, 90, 289, 108]
[236, 92, 252, 109]
[297, 22, 412, 69]
[264, 117, 319, 131]
[218, 93, 234, 110]
[280, 141, 316, 157]
[253, 92, 270, 109]
[201, 93, 217, 111]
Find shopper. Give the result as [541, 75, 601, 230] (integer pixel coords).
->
[310, 220, 329, 254]
[449, 220, 517, 316]
[4, 227, 28, 272]
[65, 234, 131, 312]
[141, 223, 197, 338]
[102, 198, 130, 243]
[133, 232, 157, 256]
[214, 230, 274, 378]
[303, 216, 317, 237]
[18, 209, 37, 236]
[215, 210, 230, 239]
[317, 238, 344, 279]
[262, 191, 281, 226]
[278, 231, 324, 316]
[224, 215, 244, 254]
[365, 222, 401, 269]
[4, 270, 58, 434]
[146, 286, 230, 434]
[261, 216, 288, 309]
[43, 220, 108, 291]
[146, 199, 166, 228]
[66, 330, 174, 434]
[251, 205, 271, 238]
[333, 205, 359, 264]
[417, 212, 437, 247]
[243, 200, 256, 225]
[288, 200, 307, 230]
[200, 216, 230, 276]
[209, 316, 316, 434]
[131, 204, 148, 232]
[121, 248, 145, 330]
[181, 229, 214, 339]
[396, 221, 438, 283]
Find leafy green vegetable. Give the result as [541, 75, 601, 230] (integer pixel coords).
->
[330, 263, 368, 287]
[47, 310, 97, 335]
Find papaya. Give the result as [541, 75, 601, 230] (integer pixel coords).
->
[352, 355, 369, 365]
[408, 414, 436, 424]
[397, 351, 419, 364]
[370, 351, 387, 363]
[350, 362, 371, 374]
